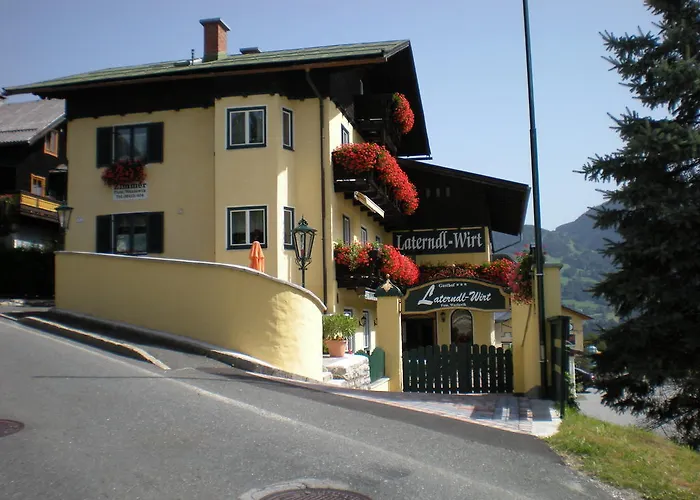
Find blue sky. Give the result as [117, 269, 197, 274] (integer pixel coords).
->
[1, 0, 655, 230]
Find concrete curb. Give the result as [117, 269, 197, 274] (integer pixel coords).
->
[32, 309, 319, 384]
[17, 316, 171, 370]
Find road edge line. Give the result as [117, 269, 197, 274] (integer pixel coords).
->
[18, 316, 171, 371]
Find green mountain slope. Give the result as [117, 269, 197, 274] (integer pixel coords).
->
[492, 205, 618, 334]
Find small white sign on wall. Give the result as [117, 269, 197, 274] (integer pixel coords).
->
[113, 183, 148, 201]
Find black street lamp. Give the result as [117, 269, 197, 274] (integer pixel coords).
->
[292, 217, 317, 288]
[56, 203, 73, 231]
[56, 203, 73, 250]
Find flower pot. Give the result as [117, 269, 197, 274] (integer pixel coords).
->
[324, 339, 348, 357]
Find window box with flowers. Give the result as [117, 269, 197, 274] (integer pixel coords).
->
[101, 159, 147, 187]
[334, 241, 419, 290]
[332, 143, 419, 217]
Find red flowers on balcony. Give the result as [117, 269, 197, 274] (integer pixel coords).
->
[101, 159, 147, 187]
[334, 241, 419, 287]
[392, 93, 415, 135]
[332, 143, 419, 215]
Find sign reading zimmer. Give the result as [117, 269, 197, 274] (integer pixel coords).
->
[113, 183, 148, 201]
[393, 228, 485, 255]
[403, 279, 508, 313]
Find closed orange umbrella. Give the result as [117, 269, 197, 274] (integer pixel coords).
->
[249, 241, 265, 273]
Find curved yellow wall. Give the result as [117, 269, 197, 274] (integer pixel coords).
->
[55, 251, 325, 380]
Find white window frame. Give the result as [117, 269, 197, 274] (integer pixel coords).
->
[360, 226, 368, 244]
[341, 125, 350, 145]
[342, 215, 351, 244]
[282, 108, 293, 150]
[283, 206, 295, 249]
[344, 308, 355, 352]
[226, 205, 268, 249]
[362, 310, 371, 351]
[226, 106, 267, 149]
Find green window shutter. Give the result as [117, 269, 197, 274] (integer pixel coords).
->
[147, 122, 164, 163]
[147, 212, 164, 253]
[96, 215, 112, 253]
[96, 127, 113, 167]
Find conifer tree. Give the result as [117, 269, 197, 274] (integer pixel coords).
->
[582, 0, 700, 448]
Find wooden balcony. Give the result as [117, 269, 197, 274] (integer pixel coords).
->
[17, 191, 59, 222]
[332, 164, 405, 226]
[335, 263, 382, 290]
[353, 94, 401, 154]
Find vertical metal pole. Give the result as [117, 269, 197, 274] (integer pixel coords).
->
[560, 316, 569, 419]
[522, 0, 548, 397]
[301, 266, 306, 289]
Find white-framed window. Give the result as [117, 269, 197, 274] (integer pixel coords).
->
[282, 108, 293, 150]
[362, 310, 371, 351]
[283, 206, 295, 249]
[344, 308, 355, 352]
[341, 125, 350, 145]
[342, 215, 351, 244]
[360, 226, 368, 244]
[227, 205, 267, 249]
[226, 106, 266, 149]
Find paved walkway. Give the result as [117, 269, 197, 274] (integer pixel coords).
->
[254, 374, 561, 437]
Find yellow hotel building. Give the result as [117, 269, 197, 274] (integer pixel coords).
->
[5, 18, 531, 358]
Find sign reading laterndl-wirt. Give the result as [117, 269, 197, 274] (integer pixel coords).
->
[403, 279, 509, 313]
[393, 228, 485, 255]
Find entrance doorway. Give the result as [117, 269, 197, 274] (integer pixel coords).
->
[403, 316, 436, 351]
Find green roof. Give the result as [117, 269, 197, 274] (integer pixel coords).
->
[4, 40, 409, 94]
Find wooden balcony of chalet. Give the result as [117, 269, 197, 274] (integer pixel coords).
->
[353, 94, 402, 155]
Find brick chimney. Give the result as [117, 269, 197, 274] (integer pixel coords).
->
[199, 18, 230, 62]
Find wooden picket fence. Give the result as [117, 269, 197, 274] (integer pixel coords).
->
[403, 344, 513, 394]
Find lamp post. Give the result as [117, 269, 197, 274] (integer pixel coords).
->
[55, 202, 73, 250]
[522, 0, 548, 397]
[292, 217, 317, 288]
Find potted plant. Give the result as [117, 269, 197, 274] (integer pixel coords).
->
[322, 313, 357, 357]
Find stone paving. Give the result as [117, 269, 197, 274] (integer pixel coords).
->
[254, 373, 562, 437]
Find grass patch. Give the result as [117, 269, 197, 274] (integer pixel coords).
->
[546, 411, 700, 500]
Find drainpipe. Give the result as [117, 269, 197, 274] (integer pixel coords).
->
[305, 69, 329, 307]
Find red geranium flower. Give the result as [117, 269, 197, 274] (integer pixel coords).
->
[101, 158, 147, 187]
[392, 93, 415, 135]
[332, 143, 419, 216]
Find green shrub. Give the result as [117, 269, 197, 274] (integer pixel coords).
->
[322, 313, 356, 341]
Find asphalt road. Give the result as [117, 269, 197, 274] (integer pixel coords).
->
[0, 318, 618, 500]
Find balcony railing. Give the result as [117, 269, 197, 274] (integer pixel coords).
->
[20, 192, 60, 212]
[332, 164, 404, 224]
[335, 248, 382, 290]
[353, 94, 401, 154]
[16, 191, 60, 222]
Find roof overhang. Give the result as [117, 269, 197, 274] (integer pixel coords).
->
[394, 160, 530, 236]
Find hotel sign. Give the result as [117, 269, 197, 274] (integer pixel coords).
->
[393, 228, 485, 255]
[113, 183, 148, 201]
[403, 279, 509, 313]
